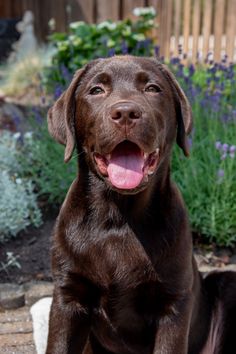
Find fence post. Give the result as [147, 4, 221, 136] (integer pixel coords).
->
[96, 0, 119, 22]
[214, 0, 225, 62]
[173, 0, 181, 57]
[202, 0, 213, 60]
[192, 0, 201, 63]
[226, 0, 236, 62]
[183, 0, 191, 58]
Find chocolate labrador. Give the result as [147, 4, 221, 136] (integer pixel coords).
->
[46, 56, 236, 354]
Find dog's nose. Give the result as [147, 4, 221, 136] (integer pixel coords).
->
[110, 102, 141, 126]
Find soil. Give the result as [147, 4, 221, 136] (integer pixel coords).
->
[0, 207, 59, 284]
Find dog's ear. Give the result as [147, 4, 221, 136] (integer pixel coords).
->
[159, 64, 193, 156]
[47, 68, 84, 162]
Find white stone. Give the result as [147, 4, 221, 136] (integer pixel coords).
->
[30, 297, 52, 354]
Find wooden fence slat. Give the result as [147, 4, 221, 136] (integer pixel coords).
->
[213, 0, 225, 62]
[183, 0, 191, 57]
[122, 0, 145, 20]
[76, 0, 94, 23]
[52, 0, 67, 33]
[165, 0, 173, 59]
[148, 0, 162, 48]
[10, 0, 22, 18]
[202, 0, 213, 60]
[192, 0, 201, 62]
[226, 0, 236, 62]
[173, 0, 181, 56]
[96, 0, 119, 22]
[158, 0, 167, 57]
[3, 0, 10, 17]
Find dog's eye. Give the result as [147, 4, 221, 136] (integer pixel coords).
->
[144, 84, 162, 93]
[89, 86, 105, 95]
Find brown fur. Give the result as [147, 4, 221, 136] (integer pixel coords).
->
[46, 56, 236, 354]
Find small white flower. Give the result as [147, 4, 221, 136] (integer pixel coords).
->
[133, 7, 156, 17]
[24, 132, 33, 139]
[97, 21, 117, 30]
[48, 18, 56, 31]
[13, 132, 21, 140]
[69, 21, 85, 30]
[15, 178, 22, 184]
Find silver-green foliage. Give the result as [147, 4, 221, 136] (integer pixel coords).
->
[0, 131, 42, 242]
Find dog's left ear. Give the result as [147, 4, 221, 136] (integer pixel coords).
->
[47, 68, 84, 162]
[159, 64, 193, 156]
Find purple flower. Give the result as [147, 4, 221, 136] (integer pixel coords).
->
[121, 41, 129, 54]
[189, 64, 195, 76]
[170, 57, 180, 65]
[221, 153, 227, 160]
[54, 85, 63, 100]
[217, 169, 224, 178]
[41, 96, 46, 105]
[60, 64, 72, 83]
[221, 113, 230, 123]
[32, 107, 43, 125]
[154, 45, 160, 57]
[188, 137, 193, 148]
[215, 141, 222, 150]
[108, 48, 115, 57]
[222, 143, 229, 152]
[230, 145, 236, 158]
[12, 114, 21, 127]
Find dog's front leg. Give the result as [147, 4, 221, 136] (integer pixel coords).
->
[46, 288, 91, 354]
[153, 300, 192, 354]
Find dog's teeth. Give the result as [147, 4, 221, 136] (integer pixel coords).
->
[148, 170, 154, 175]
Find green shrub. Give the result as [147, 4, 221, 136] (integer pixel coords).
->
[44, 7, 157, 89]
[18, 109, 77, 203]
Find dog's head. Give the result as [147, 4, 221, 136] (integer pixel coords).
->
[48, 56, 192, 194]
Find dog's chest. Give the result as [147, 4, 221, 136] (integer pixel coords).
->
[82, 231, 172, 322]
[89, 241, 171, 354]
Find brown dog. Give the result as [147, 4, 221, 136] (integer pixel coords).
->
[46, 56, 236, 354]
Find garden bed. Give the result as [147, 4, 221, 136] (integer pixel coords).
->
[0, 208, 58, 284]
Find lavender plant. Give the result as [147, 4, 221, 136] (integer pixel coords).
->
[171, 57, 236, 246]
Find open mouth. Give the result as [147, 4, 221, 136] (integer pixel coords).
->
[94, 141, 160, 190]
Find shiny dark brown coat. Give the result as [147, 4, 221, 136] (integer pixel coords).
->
[46, 56, 236, 354]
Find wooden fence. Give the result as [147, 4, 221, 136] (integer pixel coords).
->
[1, 0, 236, 62]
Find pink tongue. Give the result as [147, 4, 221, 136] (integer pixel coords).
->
[107, 142, 144, 189]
